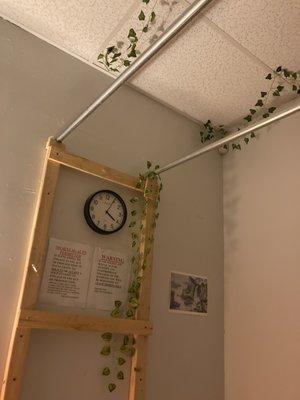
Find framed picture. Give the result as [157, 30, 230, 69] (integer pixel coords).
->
[169, 271, 208, 315]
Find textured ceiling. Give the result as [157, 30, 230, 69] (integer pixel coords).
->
[0, 0, 299, 126]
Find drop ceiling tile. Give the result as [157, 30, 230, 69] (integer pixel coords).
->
[202, 0, 300, 70]
[130, 17, 277, 126]
[0, 0, 139, 61]
[94, 0, 189, 73]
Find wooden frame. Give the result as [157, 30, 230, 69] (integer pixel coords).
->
[1, 138, 158, 400]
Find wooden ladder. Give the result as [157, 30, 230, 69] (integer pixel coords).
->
[1, 138, 158, 400]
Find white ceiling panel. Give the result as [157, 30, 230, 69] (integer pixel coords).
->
[131, 17, 272, 126]
[0, 0, 139, 61]
[201, 0, 300, 70]
[0, 0, 299, 125]
[93, 1, 189, 73]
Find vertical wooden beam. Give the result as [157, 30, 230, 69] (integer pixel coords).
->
[129, 176, 159, 400]
[1, 139, 63, 400]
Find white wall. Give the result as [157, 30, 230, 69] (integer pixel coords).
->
[223, 113, 300, 400]
[0, 20, 224, 400]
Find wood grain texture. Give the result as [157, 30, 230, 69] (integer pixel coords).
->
[0, 328, 31, 400]
[129, 176, 159, 400]
[48, 144, 143, 193]
[1, 138, 63, 400]
[19, 310, 153, 336]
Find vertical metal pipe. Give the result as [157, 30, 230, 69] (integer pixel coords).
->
[55, 0, 214, 142]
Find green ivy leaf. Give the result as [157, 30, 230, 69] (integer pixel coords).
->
[250, 109, 256, 115]
[147, 161, 152, 169]
[276, 66, 282, 72]
[292, 85, 297, 91]
[255, 99, 263, 107]
[142, 25, 149, 33]
[129, 221, 136, 227]
[128, 28, 137, 39]
[115, 300, 122, 308]
[138, 10, 145, 20]
[263, 113, 269, 118]
[273, 90, 280, 96]
[101, 332, 112, 342]
[261, 91, 267, 97]
[123, 335, 129, 345]
[244, 115, 252, 122]
[143, 0, 150, 3]
[108, 383, 116, 392]
[117, 371, 124, 380]
[283, 69, 290, 77]
[118, 357, 126, 366]
[126, 308, 135, 318]
[265, 73, 272, 80]
[100, 346, 111, 356]
[107, 46, 115, 54]
[277, 85, 284, 92]
[130, 197, 139, 203]
[250, 132, 256, 138]
[268, 107, 276, 113]
[150, 11, 156, 23]
[128, 47, 137, 58]
[124, 59, 131, 67]
[244, 137, 249, 144]
[97, 53, 104, 60]
[232, 143, 241, 150]
[111, 308, 121, 318]
[131, 210, 137, 216]
[292, 72, 297, 80]
[129, 297, 139, 309]
[132, 240, 136, 247]
[102, 367, 110, 376]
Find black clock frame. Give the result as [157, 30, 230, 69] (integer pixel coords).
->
[84, 190, 127, 235]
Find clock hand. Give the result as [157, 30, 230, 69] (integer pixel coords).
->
[106, 210, 116, 221]
[106, 198, 116, 213]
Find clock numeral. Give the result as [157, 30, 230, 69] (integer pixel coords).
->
[94, 200, 98, 205]
[92, 214, 95, 220]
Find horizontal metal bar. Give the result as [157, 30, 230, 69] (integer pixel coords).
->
[157, 98, 300, 174]
[55, 0, 214, 142]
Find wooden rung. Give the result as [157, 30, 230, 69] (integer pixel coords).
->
[19, 310, 153, 336]
[48, 144, 143, 193]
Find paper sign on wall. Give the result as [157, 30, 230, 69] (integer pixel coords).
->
[39, 238, 131, 310]
[39, 238, 92, 308]
[87, 248, 130, 310]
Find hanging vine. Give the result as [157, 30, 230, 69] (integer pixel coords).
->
[200, 66, 300, 151]
[97, 0, 180, 74]
[99, 162, 162, 393]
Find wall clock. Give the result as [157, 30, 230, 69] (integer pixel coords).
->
[84, 190, 127, 235]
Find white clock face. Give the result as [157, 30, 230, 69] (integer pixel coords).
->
[85, 191, 127, 234]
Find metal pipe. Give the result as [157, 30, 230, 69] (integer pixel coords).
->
[56, 0, 214, 142]
[157, 99, 300, 174]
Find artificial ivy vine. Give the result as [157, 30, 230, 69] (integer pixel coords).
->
[100, 162, 162, 393]
[97, 0, 179, 73]
[200, 66, 300, 151]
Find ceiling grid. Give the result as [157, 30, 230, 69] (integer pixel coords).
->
[0, 0, 298, 126]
